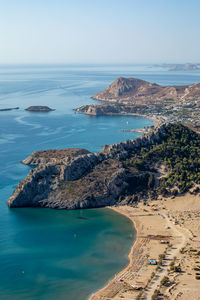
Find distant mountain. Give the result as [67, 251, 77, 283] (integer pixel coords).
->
[93, 77, 200, 105]
[156, 63, 200, 71]
[169, 63, 200, 71]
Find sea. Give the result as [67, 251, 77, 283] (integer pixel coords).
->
[0, 64, 200, 300]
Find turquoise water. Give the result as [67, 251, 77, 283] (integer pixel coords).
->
[0, 65, 200, 299]
[0, 207, 134, 300]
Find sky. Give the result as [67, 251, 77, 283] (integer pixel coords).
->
[0, 0, 200, 64]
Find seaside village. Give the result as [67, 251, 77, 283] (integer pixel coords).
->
[134, 101, 200, 134]
[148, 104, 200, 133]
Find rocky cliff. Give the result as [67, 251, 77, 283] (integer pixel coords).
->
[75, 103, 142, 116]
[7, 124, 170, 209]
[21, 149, 90, 166]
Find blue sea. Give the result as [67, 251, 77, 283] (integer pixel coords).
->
[0, 64, 200, 300]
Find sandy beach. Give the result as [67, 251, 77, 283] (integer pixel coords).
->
[89, 193, 200, 300]
[116, 113, 162, 128]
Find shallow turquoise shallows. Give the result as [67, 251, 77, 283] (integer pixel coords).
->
[0, 65, 200, 300]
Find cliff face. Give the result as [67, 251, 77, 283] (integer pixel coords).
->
[22, 149, 90, 166]
[7, 124, 169, 209]
[93, 77, 200, 104]
[7, 165, 60, 207]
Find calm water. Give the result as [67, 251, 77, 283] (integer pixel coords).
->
[0, 207, 134, 300]
[0, 65, 200, 300]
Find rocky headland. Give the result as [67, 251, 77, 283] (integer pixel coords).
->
[75, 103, 144, 116]
[75, 77, 200, 132]
[25, 106, 55, 112]
[75, 103, 160, 126]
[7, 123, 200, 209]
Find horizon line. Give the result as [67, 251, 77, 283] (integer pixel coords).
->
[0, 62, 199, 67]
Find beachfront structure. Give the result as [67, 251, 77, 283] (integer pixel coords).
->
[149, 259, 157, 265]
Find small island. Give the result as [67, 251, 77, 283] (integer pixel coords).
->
[0, 107, 19, 111]
[25, 106, 55, 112]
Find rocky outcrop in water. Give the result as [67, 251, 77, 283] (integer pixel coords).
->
[0, 107, 19, 111]
[25, 106, 55, 112]
[7, 124, 171, 209]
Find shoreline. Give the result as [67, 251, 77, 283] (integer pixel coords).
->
[119, 112, 162, 128]
[76, 108, 162, 128]
[90, 97, 163, 127]
[89, 205, 141, 300]
[89, 194, 200, 299]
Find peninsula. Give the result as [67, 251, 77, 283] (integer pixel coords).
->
[75, 77, 200, 132]
[7, 123, 200, 209]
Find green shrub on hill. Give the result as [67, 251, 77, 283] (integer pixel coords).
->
[126, 123, 200, 194]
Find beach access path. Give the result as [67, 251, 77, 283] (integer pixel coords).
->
[143, 214, 187, 300]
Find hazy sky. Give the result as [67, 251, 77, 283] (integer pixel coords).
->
[0, 0, 200, 64]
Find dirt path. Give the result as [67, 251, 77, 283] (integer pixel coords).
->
[143, 214, 186, 300]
